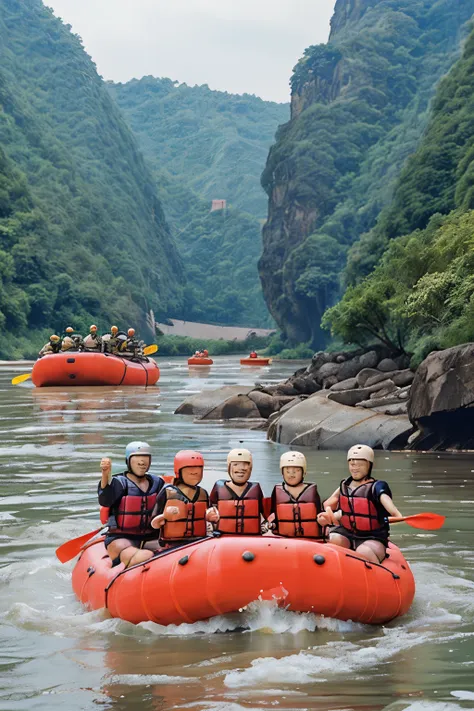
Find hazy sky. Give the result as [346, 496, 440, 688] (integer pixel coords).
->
[47, 0, 336, 103]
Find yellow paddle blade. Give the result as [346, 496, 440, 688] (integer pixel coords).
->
[11, 372, 32, 385]
[144, 344, 158, 356]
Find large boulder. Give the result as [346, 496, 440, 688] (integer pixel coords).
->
[175, 386, 252, 417]
[356, 368, 380, 387]
[201, 394, 261, 420]
[378, 358, 399, 372]
[248, 390, 280, 419]
[336, 356, 364, 381]
[316, 362, 341, 383]
[392, 369, 415, 387]
[267, 393, 412, 449]
[359, 350, 379, 369]
[330, 377, 358, 392]
[408, 343, 474, 449]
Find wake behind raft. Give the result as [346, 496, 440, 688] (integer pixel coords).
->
[72, 535, 415, 625]
[31, 352, 159, 387]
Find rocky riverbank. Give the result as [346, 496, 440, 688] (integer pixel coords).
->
[176, 347, 416, 449]
[175, 342, 474, 450]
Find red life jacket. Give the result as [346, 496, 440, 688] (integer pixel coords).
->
[160, 485, 208, 542]
[101, 475, 162, 535]
[338, 478, 388, 534]
[213, 481, 262, 535]
[273, 483, 323, 539]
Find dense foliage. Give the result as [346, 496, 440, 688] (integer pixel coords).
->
[109, 78, 288, 219]
[153, 172, 272, 327]
[110, 79, 286, 327]
[324, 24, 474, 362]
[0, 0, 184, 358]
[259, 0, 474, 348]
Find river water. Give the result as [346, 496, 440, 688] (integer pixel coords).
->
[0, 355, 473, 711]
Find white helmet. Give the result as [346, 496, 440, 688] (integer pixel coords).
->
[227, 448, 253, 472]
[280, 451, 307, 476]
[347, 444, 374, 463]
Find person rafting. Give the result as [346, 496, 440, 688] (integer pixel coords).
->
[317, 444, 403, 563]
[209, 448, 265, 535]
[98, 441, 165, 568]
[121, 328, 142, 358]
[268, 451, 324, 539]
[61, 326, 83, 351]
[38, 334, 62, 357]
[249, 351, 258, 359]
[101, 325, 120, 354]
[151, 450, 218, 547]
[83, 325, 102, 351]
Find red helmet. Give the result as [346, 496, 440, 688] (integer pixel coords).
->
[174, 450, 204, 477]
[127, 328, 135, 337]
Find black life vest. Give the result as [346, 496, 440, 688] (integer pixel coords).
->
[160, 484, 208, 542]
[338, 478, 388, 534]
[212, 480, 262, 535]
[273, 483, 323, 539]
[102, 474, 163, 535]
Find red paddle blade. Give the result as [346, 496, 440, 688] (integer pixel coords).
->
[55, 528, 101, 563]
[263, 497, 272, 520]
[404, 513, 445, 530]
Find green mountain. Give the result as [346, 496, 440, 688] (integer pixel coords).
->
[110, 78, 287, 327]
[259, 0, 474, 348]
[324, 25, 474, 365]
[0, 0, 184, 358]
[109, 77, 288, 219]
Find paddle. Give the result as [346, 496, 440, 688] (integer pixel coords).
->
[143, 344, 158, 356]
[56, 527, 102, 563]
[388, 512, 445, 530]
[11, 372, 32, 385]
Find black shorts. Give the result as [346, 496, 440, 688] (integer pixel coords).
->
[330, 525, 389, 550]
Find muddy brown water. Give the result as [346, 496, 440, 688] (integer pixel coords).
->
[0, 356, 473, 711]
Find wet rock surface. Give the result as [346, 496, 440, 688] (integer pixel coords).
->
[408, 344, 474, 449]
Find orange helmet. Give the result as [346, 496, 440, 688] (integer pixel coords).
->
[174, 450, 204, 477]
[111, 325, 119, 334]
[203, 349, 209, 356]
[127, 328, 135, 337]
[50, 335, 60, 343]
[90, 324, 98, 332]
[65, 326, 74, 334]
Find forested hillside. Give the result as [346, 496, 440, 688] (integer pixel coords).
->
[324, 26, 474, 365]
[110, 78, 286, 327]
[259, 0, 474, 348]
[110, 78, 288, 219]
[0, 0, 183, 358]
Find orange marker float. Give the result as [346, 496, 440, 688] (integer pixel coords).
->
[71, 535, 415, 625]
[31, 352, 159, 387]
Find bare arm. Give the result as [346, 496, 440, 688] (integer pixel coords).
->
[100, 457, 112, 489]
[380, 493, 402, 518]
[323, 487, 340, 510]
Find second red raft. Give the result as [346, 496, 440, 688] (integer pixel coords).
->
[31, 352, 159, 387]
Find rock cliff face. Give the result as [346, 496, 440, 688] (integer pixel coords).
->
[259, 0, 474, 347]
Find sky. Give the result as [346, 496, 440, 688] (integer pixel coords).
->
[47, 0, 336, 103]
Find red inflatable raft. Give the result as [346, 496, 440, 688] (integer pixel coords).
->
[240, 357, 272, 366]
[31, 352, 159, 387]
[72, 535, 414, 625]
[188, 357, 213, 366]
